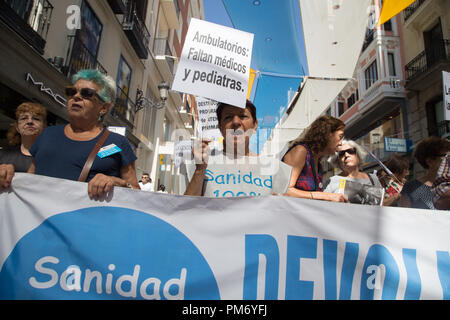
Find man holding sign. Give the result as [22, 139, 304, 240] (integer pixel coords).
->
[182, 100, 292, 198]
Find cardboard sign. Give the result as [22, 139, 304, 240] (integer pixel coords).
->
[196, 97, 223, 141]
[172, 18, 254, 108]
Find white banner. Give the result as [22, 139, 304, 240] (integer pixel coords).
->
[443, 71, 450, 121]
[171, 18, 254, 108]
[0, 174, 449, 300]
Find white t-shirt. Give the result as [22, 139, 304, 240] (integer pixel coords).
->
[180, 153, 292, 198]
[139, 182, 154, 192]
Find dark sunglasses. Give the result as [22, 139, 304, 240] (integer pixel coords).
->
[338, 148, 357, 157]
[65, 86, 105, 102]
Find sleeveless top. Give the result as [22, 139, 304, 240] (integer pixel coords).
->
[282, 143, 323, 191]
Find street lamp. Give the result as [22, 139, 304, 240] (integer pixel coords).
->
[135, 81, 171, 112]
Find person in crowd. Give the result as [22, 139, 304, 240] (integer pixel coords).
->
[0, 102, 47, 177]
[139, 172, 154, 192]
[158, 184, 168, 193]
[397, 137, 450, 209]
[431, 153, 450, 210]
[0, 69, 139, 198]
[182, 100, 292, 197]
[377, 154, 410, 206]
[281, 115, 348, 202]
[324, 139, 383, 204]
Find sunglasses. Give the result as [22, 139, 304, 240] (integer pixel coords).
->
[65, 86, 105, 102]
[338, 148, 357, 157]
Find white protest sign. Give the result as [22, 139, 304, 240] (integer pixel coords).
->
[174, 140, 193, 168]
[443, 71, 450, 121]
[196, 97, 223, 141]
[172, 18, 254, 108]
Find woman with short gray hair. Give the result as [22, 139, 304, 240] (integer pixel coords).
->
[324, 139, 382, 195]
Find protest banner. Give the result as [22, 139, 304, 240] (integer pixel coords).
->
[0, 173, 449, 300]
[196, 97, 223, 141]
[171, 18, 254, 108]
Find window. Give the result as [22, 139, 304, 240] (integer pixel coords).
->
[77, 1, 103, 59]
[115, 55, 133, 120]
[384, 19, 392, 32]
[387, 52, 396, 76]
[338, 102, 344, 116]
[347, 93, 356, 108]
[364, 60, 378, 90]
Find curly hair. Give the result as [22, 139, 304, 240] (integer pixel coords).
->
[414, 136, 450, 169]
[289, 115, 345, 154]
[7, 102, 47, 146]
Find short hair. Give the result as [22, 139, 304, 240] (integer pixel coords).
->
[216, 99, 257, 125]
[328, 139, 368, 169]
[382, 154, 410, 176]
[142, 172, 150, 176]
[414, 136, 450, 169]
[7, 102, 47, 145]
[72, 69, 116, 104]
[289, 115, 345, 155]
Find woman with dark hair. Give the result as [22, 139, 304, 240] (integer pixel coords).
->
[282, 115, 348, 202]
[377, 154, 410, 206]
[398, 137, 450, 209]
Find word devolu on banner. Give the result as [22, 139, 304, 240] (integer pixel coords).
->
[172, 18, 254, 109]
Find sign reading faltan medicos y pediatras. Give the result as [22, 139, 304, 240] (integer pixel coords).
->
[172, 18, 254, 108]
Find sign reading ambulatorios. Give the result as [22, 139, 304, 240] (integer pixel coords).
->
[172, 18, 254, 108]
[0, 174, 449, 300]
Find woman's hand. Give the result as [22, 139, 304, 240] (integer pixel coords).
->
[192, 139, 211, 170]
[88, 173, 115, 200]
[324, 192, 349, 203]
[0, 164, 15, 189]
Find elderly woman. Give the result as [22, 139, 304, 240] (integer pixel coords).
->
[398, 137, 450, 209]
[324, 140, 382, 193]
[282, 115, 348, 202]
[0, 69, 139, 198]
[0, 102, 46, 173]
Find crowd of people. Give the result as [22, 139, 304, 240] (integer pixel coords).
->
[0, 69, 449, 210]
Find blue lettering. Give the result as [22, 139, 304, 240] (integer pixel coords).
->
[236, 192, 247, 197]
[360, 244, 400, 300]
[243, 235, 279, 300]
[243, 172, 253, 184]
[436, 251, 450, 300]
[226, 173, 236, 184]
[205, 169, 214, 181]
[222, 191, 234, 197]
[339, 242, 359, 300]
[285, 236, 317, 300]
[402, 248, 421, 300]
[215, 174, 225, 184]
[213, 190, 219, 198]
[323, 239, 337, 300]
[263, 176, 272, 188]
[254, 178, 262, 187]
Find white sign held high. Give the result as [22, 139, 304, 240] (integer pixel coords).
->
[171, 18, 254, 108]
[443, 71, 450, 121]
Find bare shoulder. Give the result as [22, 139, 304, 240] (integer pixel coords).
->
[283, 145, 307, 166]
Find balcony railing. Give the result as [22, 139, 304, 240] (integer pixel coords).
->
[362, 29, 374, 52]
[106, 0, 126, 14]
[404, 0, 426, 21]
[112, 85, 136, 127]
[153, 37, 174, 73]
[0, 0, 53, 54]
[405, 39, 450, 81]
[62, 35, 107, 79]
[122, 9, 150, 59]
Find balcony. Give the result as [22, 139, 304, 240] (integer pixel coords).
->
[62, 35, 107, 79]
[405, 39, 450, 87]
[0, 0, 53, 55]
[111, 85, 136, 129]
[154, 37, 176, 82]
[122, 9, 150, 59]
[106, 0, 126, 14]
[403, 0, 426, 21]
[362, 29, 375, 52]
[160, 0, 180, 30]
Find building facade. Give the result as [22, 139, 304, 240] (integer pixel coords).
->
[0, 0, 203, 193]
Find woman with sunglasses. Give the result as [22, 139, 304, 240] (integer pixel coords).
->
[282, 115, 349, 202]
[324, 140, 382, 196]
[0, 69, 140, 198]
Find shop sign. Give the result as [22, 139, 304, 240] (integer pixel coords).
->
[384, 137, 411, 153]
[443, 71, 450, 121]
[26, 73, 67, 108]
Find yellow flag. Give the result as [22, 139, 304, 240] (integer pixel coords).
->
[377, 0, 415, 26]
[247, 68, 257, 100]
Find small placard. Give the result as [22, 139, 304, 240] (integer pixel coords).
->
[97, 144, 122, 158]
